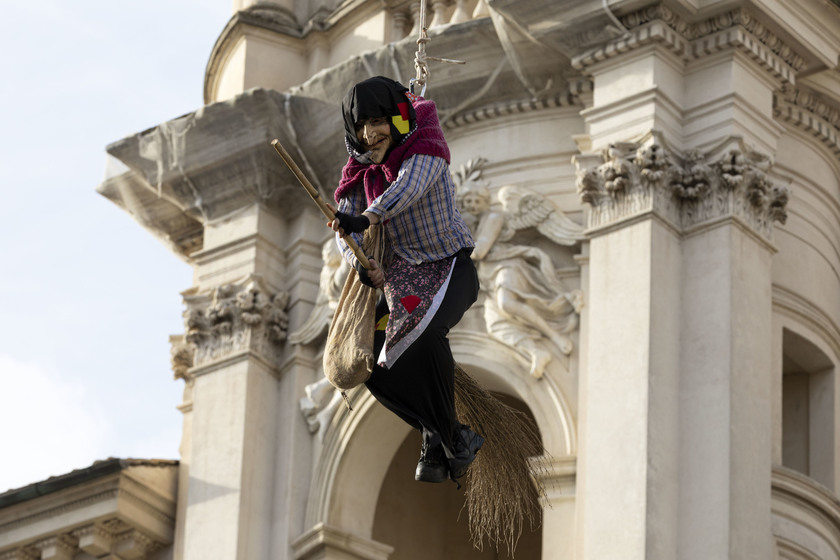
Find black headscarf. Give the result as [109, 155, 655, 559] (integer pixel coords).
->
[342, 76, 417, 159]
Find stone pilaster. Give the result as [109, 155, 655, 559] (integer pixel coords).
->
[574, 136, 788, 559]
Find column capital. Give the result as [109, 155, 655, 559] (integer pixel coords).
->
[574, 133, 789, 241]
[178, 273, 290, 375]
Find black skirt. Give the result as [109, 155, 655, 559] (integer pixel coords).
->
[364, 249, 479, 451]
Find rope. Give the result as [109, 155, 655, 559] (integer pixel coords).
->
[410, 0, 465, 97]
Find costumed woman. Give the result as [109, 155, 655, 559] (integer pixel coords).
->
[326, 75, 484, 484]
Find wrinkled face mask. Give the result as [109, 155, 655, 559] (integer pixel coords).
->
[354, 116, 392, 164]
[342, 76, 417, 164]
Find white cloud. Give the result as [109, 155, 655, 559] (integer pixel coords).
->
[0, 356, 112, 493]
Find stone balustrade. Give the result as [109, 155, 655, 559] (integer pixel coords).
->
[389, 0, 490, 42]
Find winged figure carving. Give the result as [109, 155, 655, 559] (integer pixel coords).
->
[455, 158, 584, 379]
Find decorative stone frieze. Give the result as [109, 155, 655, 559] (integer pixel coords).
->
[0, 548, 38, 560]
[176, 274, 289, 372]
[572, 4, 806, 83]
[1, 518, 168, 560]
[575, 135, 790, 239]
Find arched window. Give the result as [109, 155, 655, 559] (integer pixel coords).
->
[782, 328, 836, 489]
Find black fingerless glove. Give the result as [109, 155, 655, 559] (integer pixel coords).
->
[355, 260, 375, 288]
[334, 211, 370, 234]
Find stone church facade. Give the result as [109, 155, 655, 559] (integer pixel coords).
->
[2, 0, 840, 558]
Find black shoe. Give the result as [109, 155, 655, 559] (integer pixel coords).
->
[415, 433, 448, 483]
[448, 425, 485, 480]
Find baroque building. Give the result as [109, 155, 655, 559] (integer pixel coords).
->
[2, 0, 840, 558]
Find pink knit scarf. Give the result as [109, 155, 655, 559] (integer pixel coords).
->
[334, 100, 450, 205]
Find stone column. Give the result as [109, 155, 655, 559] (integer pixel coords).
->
[570, 4, 799, 558]
[574, 139, 788, 559]
[173, 205, 327, 560]
[174, 206, 288, 560]
[575, 144, 683, 559]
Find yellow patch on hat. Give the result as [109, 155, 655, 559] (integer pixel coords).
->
[391, 114, 410, 134]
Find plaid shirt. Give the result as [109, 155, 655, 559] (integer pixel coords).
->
[336, 154, 474, 267]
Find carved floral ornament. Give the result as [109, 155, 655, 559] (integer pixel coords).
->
[170, 274, 289, 377]
[574, 137, 790, 238]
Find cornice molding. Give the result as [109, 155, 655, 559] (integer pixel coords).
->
[104, 87, 345, 243]
[573, 4, 807, 84]
[574, 133, 789, 241]
[0, 467, 176, 558]
[775, 85, 840, 158]
[442, 85, 590, 131]
[0, 488, 119, 534]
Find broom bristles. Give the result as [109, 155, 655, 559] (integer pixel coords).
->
[453, 364, 551, 556]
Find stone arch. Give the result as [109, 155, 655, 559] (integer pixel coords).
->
[300, 329, 577, 553]
[303, 389, 412, 538]
[449, 331, 577, 456]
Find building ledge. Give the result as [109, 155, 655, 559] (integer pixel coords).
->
[0, 458, 178, 558]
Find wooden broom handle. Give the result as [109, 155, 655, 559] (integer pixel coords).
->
[271, 139, 371, 269]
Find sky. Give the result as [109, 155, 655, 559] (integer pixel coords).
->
[0, 1, 233, 492]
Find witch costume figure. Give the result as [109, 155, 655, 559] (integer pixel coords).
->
[327, 76, 484, 484]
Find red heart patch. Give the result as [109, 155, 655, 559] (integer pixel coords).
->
[400, 295, 421, 313]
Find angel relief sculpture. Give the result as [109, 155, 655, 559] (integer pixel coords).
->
[455, 159, 585, 379]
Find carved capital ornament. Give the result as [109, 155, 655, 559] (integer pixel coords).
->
[172, 274, 290, 376]
[575, 136, 789, 240]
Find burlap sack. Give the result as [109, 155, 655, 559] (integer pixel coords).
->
[323, 225, 385, 391]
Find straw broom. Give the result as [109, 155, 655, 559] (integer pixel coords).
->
[454, 364, 549, 555]
[272, 140, 549, 555]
